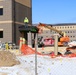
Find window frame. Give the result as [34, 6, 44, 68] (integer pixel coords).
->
[0, 6, 3, 15]
[0, 30, 3, 38]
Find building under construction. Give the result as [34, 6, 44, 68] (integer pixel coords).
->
[0, 0, 32, 44]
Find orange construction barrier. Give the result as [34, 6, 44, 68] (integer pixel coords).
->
[66, 53, 76, 57]
[21, 44, 41, 55]
[21, 44, 61, 58]
[21, 44, 76, 58]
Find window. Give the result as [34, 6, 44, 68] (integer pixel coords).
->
[73, 31, 75, 33]
[0, 31, 3, 38]
[0, 8, 3, 15]
[70, 26, 72, 28]
[70, 31, 72, 33]
[46, 31, 48, 33]
[57, 27, 58, 28]
[62, 27, 64, 28]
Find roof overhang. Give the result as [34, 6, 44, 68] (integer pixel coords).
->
[19, 25, 39, 33]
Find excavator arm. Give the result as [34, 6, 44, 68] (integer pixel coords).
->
[38, 23, 64, 37]
[38, 23, 69, 46]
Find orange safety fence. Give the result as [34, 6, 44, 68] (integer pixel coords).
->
[21, 44, 56, 57]
[21, 44, 76, 58]
[68, 53, 76, 57]
[21, 44, 41, 55]
[62, 53, 76, 58]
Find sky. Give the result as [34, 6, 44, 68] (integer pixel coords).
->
[32, 0, 76, 24]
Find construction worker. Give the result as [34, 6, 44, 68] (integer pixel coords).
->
[61, 32, 66, 37]
[24, 17, 29, 27]
[63, 32, 66, 37]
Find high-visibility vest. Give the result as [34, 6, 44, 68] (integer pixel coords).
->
[24, 18, 29, 23]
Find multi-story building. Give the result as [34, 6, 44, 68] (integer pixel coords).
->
[0, 0, 32, 44]
[53, 23, 76, 42]
[37, 23, 76, 42]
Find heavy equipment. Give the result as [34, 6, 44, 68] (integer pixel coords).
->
[37, 23, 70, 46]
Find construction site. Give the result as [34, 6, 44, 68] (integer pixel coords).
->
[0, 0, 76, 75]
[0, 23, 76, 75]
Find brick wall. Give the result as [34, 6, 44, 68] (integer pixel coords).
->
[0, 0, 32, 44]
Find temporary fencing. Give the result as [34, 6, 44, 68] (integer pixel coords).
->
[21, 44, 41, 55]
[20, 44, 76, 58]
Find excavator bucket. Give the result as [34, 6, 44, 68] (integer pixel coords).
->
[60, 36, 69, 42]
[58, 42, 63, 46]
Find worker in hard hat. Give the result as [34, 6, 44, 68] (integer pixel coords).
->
[63, 32, 66, 37]
[24, 17, 29, 27]
[62, 32, 66, 37]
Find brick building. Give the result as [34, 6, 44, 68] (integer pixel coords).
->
[0, 0, 32, 44]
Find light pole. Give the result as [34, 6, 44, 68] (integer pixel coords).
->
[35, 33, 38, 75]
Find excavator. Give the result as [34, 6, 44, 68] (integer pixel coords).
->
[37, 23, 70, 46]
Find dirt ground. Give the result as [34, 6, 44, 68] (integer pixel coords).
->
[0, 47, 76, 75]
[0, 51, 20, 67]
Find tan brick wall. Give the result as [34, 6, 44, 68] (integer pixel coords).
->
[14, 2, 32, 24]
[0, 0, 32, 44]
[0, 0, 12, 21]
[0, 23, 12, 42]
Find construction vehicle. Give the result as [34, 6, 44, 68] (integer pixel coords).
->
[37, 23, 70, 46]
[43, 38, 54, 46]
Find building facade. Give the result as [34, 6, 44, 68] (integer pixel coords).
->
[0, 0, 32, 44]
[52, 24, 76, 42]
[37, 23, 76, 42]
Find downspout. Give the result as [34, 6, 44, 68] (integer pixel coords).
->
[30, 0, 32, 25]
[14, 0, 16, 44]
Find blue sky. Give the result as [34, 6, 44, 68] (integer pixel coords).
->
[32, 0, 76, 24]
